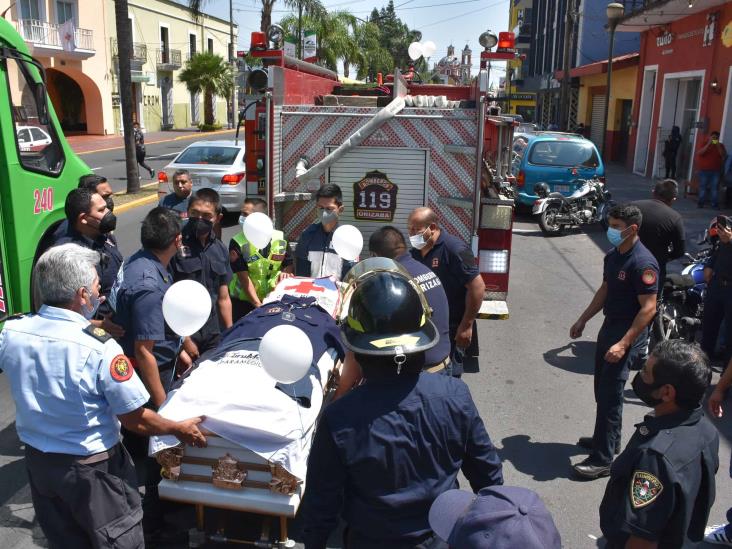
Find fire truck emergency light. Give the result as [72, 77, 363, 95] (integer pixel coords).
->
[250, 32, 267, 51]
[496, 32, 515, 52]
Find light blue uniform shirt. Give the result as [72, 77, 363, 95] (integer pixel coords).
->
[0, 305, 150, 455]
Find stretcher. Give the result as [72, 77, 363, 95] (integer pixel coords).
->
[149, 277, 342, 547]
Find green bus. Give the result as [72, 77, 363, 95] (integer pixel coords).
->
[0, 17, 89, 319]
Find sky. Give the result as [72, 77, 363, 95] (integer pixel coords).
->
[176, 0, 511, 78]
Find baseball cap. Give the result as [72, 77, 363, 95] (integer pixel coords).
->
[428, 486, 561, 549]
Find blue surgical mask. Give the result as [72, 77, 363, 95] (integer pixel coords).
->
[607, 227, 626, 248]
[83, 289, 100, 320]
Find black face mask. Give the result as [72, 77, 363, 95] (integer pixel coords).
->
[89, 211, 117, 234]
[186, 217, 213, 239]
[631, 372, 664, 408]
[104, 196, 115, 212]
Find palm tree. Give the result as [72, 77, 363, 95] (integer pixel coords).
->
[179, 53, 235, 126]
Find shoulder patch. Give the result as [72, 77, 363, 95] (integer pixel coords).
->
[641, 268, 657, 286]
[83, 324, 113, 343]
[630, 471, 663, 509]
[110, 354, 134, 382]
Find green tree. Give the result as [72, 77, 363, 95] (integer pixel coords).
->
[363, 1, 424, 80]
[179, 53, 235, 126]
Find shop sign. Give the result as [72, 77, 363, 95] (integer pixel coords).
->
[656, 32, 673, 47]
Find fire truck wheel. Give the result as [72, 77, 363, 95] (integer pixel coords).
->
[538, 204, 564, 236]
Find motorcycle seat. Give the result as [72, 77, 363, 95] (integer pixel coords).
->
[664, 273, 695, 289]
[547, 192, 567, 201]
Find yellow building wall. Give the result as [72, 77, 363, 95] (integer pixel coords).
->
[577, 65, 637, 132]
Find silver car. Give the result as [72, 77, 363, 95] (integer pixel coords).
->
[158, 140, 246, 212]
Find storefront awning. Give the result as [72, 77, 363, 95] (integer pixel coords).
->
[554, 53, 639, 80]
[616, 0, 728, 32]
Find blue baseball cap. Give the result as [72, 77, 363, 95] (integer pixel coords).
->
[428, 486, 561, 549]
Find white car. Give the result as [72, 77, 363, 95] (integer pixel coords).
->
[16, 125, 52, 152]
[158, 140, 247, 213]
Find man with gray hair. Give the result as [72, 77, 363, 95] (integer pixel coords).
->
[0, 243, 207, 549]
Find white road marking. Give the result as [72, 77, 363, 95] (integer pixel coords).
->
[90, 166, 104, 170]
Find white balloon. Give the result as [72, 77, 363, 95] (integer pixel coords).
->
[331, 224, 363, 262]
[422, 40, 437, 57]
[408, 41, 423, 61]
[243, 211, 274, 250]
[162, 280, 212, 337]
[259, 325, 313, 384]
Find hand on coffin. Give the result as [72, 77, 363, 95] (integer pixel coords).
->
[174, 416, 208, 448]
[177, 350, 194, 375]
[182, 337, 200, 361]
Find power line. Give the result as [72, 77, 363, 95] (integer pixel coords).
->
[420, 0, 508, 29]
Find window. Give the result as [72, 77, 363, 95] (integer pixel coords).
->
[56, 1, 73, 24]
[529, 141, 599, 168]
[7, 58, 64, 174]
[189, 34, 197, 57]
[20, 0, 40, 20]
[176, 146, 240, 165]
[207, 38, 214, 54]
[160, 26, 170, 63]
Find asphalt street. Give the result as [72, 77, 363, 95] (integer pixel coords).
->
[2, 171, 732, 548]
[76, 129, 238, 194]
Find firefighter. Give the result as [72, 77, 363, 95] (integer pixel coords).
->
[302, 268, 503, 549]
[407, 206, 485, 375]
[295, 184, 355, 281]
[570, 204, 658, 479]
[229, 197, 292, 321]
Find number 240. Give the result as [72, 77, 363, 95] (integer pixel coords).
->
[33, 187, 54, 214]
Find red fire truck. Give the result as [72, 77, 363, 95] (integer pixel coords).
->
[241, 29, 517, 318]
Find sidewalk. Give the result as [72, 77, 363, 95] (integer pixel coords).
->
[65, 128, 236, 155]
[604, 162, 721, 254]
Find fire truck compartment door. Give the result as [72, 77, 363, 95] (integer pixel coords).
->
[326, 146, 427, 253]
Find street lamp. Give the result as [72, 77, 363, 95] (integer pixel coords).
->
[601, 2, 624, 160]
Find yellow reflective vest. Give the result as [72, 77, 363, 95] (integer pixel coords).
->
[229, 230, 287, 303]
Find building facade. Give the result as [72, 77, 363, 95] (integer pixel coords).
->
[2, 0, 237, 135]
[618, 0, 732, 184]
[524, 0, 640, 129]
[502, 0, 536, 122]
[435, 44, 472, 85]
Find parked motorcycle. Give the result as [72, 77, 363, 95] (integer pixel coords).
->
[532, 177, 614, 236]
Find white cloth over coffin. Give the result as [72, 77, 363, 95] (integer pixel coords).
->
[149, 346, 335, 481]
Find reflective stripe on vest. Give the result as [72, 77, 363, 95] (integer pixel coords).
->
[229, 230, 287, 302]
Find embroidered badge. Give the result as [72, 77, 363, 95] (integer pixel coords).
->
[618, 270, 626, 281]
[93, 327, 107, 338]
[432, 258, 439, 268]
[630, 471, 663, 508]
[639, 426, 649, 436]
[268, 307, 283, 314]
[642, 268, 657, 286]
[110, 355, 133, 382]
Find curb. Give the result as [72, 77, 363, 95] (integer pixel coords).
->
[76, 128, 236, 156]
[115, 192, 159, 214]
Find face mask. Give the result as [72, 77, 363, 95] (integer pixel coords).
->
[83, 288, 100, 320]
[409, 228, 430, 250]
[98, 211, 117, 233]
[104, 196, 115, 212]
[321, 209, 339, 225]
[606, 227, 627, 248]
[186, 217, 213, 239]
[238, 214, 247, 226]
[631, 372, 664, 408]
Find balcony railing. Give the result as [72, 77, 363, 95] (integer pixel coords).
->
[111, 38, 148, 63]
[156, 48, 182, 69]
[17, 19, 94, 51]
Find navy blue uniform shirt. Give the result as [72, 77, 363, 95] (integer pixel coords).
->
[112, 249, 179, 382]
[295, 223, 355, 281]
[158, 193, 189, 219]
[302, 372, 503, 548]
[410, 232, 479, 327]
[600, 407, 719, 548]
[170, 229, 232, 349]
[603, 241, 659, 320]
[52, 225, 123, 311]
[396, 252, 450, 367]
[707, 242, 732, 279]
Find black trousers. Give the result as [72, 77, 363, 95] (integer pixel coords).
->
[135, 146, 152, 173]
[345, 528, 448, 549]
[664, 155, 677, 179]
[591, 319, 648, 465]
[702, 280, 732, 362]
[25, 443, 143, 549]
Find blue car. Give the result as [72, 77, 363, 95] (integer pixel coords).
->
[513, 133, 605, 208]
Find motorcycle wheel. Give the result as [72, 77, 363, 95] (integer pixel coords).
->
[649, 300, 681, 351]
[538, 204, 564, 235]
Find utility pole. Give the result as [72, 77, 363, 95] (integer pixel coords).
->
[229, 0, 236, 129]
[114, 0, 139, 194]
[558, 0, 576, 131]
[297, 1, 303, 59]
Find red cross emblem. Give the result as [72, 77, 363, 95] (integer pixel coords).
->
[285, 280, 325, 293]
